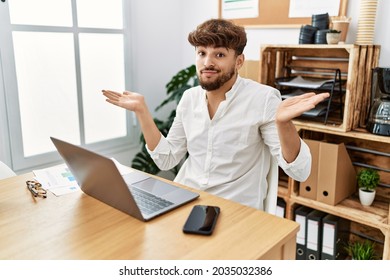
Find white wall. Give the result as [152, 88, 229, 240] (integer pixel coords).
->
[179, 0, 219, 68]
[129, 0, 183, 119]
[374, 0, 390, 66]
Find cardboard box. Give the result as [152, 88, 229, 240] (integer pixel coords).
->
[299, 139, 320, 200]
[239, 60, 259, 82]
[317, 142, 357, 205]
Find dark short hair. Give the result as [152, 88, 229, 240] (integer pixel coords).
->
[188, 19, 247, 55]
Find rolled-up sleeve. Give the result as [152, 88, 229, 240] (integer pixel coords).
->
[146, 133, 170, 160]
[278, 138, 312, 182]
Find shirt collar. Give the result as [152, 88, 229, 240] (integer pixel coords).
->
[225, 75, 243, 100]
[202, 75, 243, 102]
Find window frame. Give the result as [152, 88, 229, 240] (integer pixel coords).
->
[0, 0, 137, 172]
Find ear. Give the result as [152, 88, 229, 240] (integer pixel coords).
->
[236, 54, 245, 70]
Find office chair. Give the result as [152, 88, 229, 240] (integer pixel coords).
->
[0, 161, 16, 180]
[264, 153, 278, 215]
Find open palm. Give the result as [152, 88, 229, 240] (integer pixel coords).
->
[102, 90, 145, 112]
[276, 92, 330, 123]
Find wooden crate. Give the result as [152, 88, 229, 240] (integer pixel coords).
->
[259, 44, 381, 132]
[286, 128, 390, 259]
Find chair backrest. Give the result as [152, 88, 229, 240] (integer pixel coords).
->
[0, 161, 16, 180]
[264, 155, 278, 215]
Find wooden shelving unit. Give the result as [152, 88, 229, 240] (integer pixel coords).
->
[278, 127, 390, 260]
[259, 44, 389, 259]
[259, 44, 381, 132]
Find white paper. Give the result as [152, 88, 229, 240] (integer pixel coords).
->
[289, 0, 341, 18]
[277, 76, 333, 89]
[49, 184, 80, 196]
[221, 0, 258, 19]
[33, 163, 78, 190]
[111, 158, 134, 175]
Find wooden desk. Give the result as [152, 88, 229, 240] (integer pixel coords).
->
[0, 172, 299, 260]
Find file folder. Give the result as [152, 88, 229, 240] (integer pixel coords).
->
[306, 210, 327, 260]
[276, 198, 286, 218]
[294, 206, 313, 260]
[321, 214, 350, 260]
[316, 142, 356, 205]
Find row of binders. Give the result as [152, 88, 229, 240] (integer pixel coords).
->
[294, 206, 350, 260]
[275, 199, 351, 260]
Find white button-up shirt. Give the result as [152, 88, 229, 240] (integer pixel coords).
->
[148, 76, 311, 210]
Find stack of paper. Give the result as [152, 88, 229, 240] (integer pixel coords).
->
[277, 76, 334, 89]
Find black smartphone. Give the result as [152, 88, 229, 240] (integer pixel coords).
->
[183, 205, 220, 235]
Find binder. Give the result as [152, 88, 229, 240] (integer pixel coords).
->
[299, 139, 320, 200]
[321, 214, 350, 260]
[294, 206, 313, 260]
[306, 210, 327, 260]
[276, 198, 286, 218]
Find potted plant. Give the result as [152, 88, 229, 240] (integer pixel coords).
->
[345, 240, 377, 260]
[326, 29, 341, 44]
[357, 168, 380, 206]
[131, 65, 198, 176]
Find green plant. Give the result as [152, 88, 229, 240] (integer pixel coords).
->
[131, 65, 198, 176]
[345, 240, 377, 260]
[357, 168, 380, 192]
[328, 29, 341, 33]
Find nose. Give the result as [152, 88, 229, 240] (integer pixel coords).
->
[203, 54, 214, 68]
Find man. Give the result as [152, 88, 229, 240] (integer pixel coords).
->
[102, 19, 329, 213]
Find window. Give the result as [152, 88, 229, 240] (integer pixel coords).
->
[0, 0, 134, 171]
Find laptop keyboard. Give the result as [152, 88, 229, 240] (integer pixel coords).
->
[130, 187, 174, 215]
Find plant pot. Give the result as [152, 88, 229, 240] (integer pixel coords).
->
[359, 188, 376, 206]
[331, 21, 349, 42]
[326, 33, 341, 44]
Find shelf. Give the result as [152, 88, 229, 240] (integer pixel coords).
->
[290, 194, 389, 234]
[294, 124, 390, 143]
[278, 184, 288, 199]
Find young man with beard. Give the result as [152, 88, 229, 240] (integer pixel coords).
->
[102, 19, 329, 213]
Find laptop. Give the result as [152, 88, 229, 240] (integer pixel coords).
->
[50, 137, 199, 221]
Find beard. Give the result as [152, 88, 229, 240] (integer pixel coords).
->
[198, 66, 236, 91]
